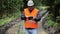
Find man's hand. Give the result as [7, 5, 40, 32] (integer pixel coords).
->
[25, 16, 36, 23]
[26, 20, 36, 23]
[33, 17, 37, 19]
[26, 16, 29, 18]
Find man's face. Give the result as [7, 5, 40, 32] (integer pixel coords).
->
[28, 6, 34, 11]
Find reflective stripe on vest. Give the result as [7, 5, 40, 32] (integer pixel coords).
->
[24, 8, 39, 28]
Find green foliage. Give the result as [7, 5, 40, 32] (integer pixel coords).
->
[46, 20, 57, 27]
[56, 10, 60, 22]
[56, 16, 60, 22]
[0, 0, 21, 26]
[33, 0, 41, 6]
[46, 13, 53, 20]
[0, 0, 21, 18]
[0, 11, 20, 26]
[46, 14, 57, 27]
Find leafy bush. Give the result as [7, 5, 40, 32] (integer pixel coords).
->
[46, 20, 57, 27]
[0, 11, 21, 26]
[46, 14, 57, 27]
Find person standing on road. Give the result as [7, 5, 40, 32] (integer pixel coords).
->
[21, 0, 41, 34]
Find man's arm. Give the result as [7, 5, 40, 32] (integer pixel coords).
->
[34, 11, 41, 22]
[21, 12, 26, 20]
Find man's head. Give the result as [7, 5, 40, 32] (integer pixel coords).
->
[27, 0, 34, 11]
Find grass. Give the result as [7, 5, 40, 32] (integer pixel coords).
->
[19, 20, 24, 34]
[0, 11, 21, 26]
[20, 31, 24, 34]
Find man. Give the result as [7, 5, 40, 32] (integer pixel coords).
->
[21, 0, 41, 34]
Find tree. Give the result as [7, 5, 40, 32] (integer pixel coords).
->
[0, 0, 21, 19]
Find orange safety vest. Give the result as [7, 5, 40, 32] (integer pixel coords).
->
[24, 8, 39, 28]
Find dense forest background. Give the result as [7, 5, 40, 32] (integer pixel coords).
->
[0, 0, 60, 33]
